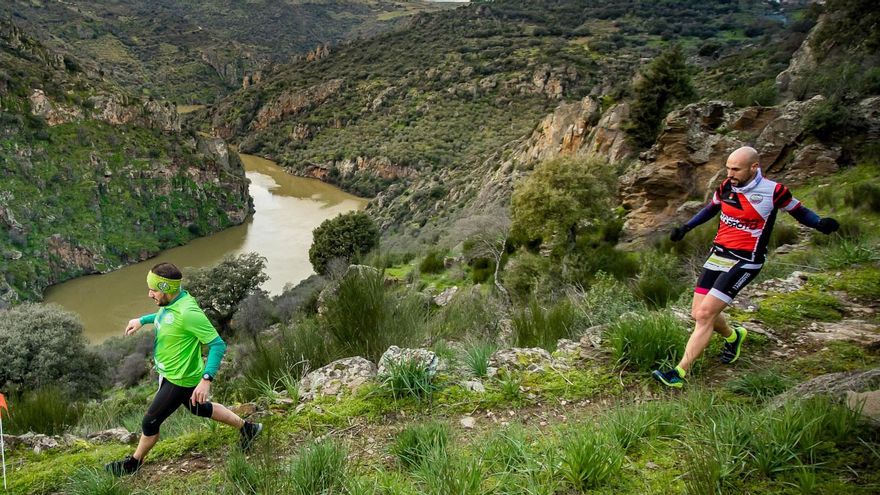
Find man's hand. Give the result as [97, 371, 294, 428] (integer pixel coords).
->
[670, 226, 688, 242]
[191, 380, 211, 406]
[816, 217, 839, 235]
[125, 318, 142, 336]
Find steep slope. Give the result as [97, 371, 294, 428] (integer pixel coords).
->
[204, 0, 807, 243]
[1, 0, 453, 103]
[0, 19, 250, 306]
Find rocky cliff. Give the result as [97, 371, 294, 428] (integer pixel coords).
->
[0, 19, 250, 307]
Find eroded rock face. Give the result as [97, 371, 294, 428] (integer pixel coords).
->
[488, 347, 569, 377]
[298, 356, 377, 401]
[252, 78, 344, 131]
[619, 96, 834, 247]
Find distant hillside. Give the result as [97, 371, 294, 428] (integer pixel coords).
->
[0, 0, 452, 103]
[0, 19, 250, 306]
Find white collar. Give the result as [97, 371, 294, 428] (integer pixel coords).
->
[732, 168, 763, 194]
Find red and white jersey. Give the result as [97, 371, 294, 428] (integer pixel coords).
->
[711, 169, 800, 264]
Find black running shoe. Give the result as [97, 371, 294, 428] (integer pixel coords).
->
[652, 368, 684, 388]
[240, 421, 263, 451]
[105, 455, 142, 476]
[720, 325, 748, 364]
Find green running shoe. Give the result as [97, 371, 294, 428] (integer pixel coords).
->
[720, 325, 747, 364]
[652, 368, 684, 388]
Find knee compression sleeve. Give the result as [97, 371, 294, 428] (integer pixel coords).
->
[187, 401, 214, 418]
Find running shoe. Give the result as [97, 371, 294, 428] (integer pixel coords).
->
[720, 325, 748, 364]
[652, 368, 684, 388]
[105, 455, 142, 476]
[240, 421, 263, 451]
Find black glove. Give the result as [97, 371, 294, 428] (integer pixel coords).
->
[816, 217, 839, 235]
[670, 226, 688, 242]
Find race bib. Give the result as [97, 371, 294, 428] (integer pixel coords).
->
[703, 253, 737, 272]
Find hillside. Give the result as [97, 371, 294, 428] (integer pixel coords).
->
[203, 0, 818, 244]
[0, 18, 250, 306]
[1, 0, 453, 103]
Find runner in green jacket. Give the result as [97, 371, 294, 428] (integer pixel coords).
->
[106, 262, 262, 476]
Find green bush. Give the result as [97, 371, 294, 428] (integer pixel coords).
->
[573, 272, 645, 328]
[462, 342, 498, 378]
[186, 252, 269, 334]
[419, 249, 446, 274]
[728, 79, 777, 107]
[391, 422, 449, 469]
[504, 251, 552, 301]
[606, 311, 688, 371]
[230, 292, 277, 341]
[843, 182, 880, 213]
[321, 268, 427, 362]
[309, 211, 379, 275]
[4, 386, 83, 435]
[634, 250, 687, 308]
[0, 303, 104, 397]
[512, 298, 577, 351]
[428, 290, 503, 342]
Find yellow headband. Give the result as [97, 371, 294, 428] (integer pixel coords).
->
[147, 271, 181, 294]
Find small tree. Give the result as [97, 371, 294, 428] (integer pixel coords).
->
[185, 252, 269, 334]
[309, 211, 380, 275]
[451, 207, 512, 304]
[626, 44, 696, 148]
[511, 156, 616, 253]
[0, 303, 105, 397]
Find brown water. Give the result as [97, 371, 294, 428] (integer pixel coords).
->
[44, 154, 367, 343]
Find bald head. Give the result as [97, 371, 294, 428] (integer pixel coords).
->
[725, 146, 760, 186]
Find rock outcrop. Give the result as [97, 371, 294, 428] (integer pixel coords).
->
[618, 96, 843, 247]
[298, 356, 378, 401]
[251, 78, 344, 131]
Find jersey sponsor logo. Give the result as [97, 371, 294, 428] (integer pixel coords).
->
[162, 313, 175, 325]
[748, 193, 764, 203]
[720, 212, 760, 231]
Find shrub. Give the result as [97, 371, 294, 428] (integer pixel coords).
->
[309, 211, 379, 275]
[571, 272, 644, 328]
[504, 251, 553, 301]
[512, 298, 576, 351]
[428, 290, 503, 342]
[728, 79, 777, 107]
[419, 249, 446, 274]
[0, 303, 104, 397]
[273, 274, 328, 321]
[558, 425, 624, 491]
[288, 441, 348, 495]
[634, 250, 687, 308]
[4, 386, 82, 435]
[843, 182, 880, 213]
[185, 252, 269, 334]
[231, 292, 277, 341]
[606, 311, 688, 371]
[96, 331, 153, 387]
[391, 422, 449, 469]
[321, 268, 427, 362]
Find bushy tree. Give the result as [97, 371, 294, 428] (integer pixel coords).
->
[626, 44, 696, 148]
[0, 303, 105, 397]
[309, 211, 379, 275]
[511, 156, 616, 252]
[185, 252, 269, 334]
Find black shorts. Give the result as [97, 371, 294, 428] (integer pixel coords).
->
[142, 377, 213, 436]
[695, 253, 762, 305]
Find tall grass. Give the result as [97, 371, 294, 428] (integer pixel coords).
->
[634, 250, 687, 308]
[605, 311, 688, 371]
[65, 468, 131, 495]
[428, 290, 504, 343]
[288, 441, 348, 495]
[463, 342, 498, 378]
[380, 357, 436, 401]
[322, 268, 428, 362]
[684, 404, 751, 495]
[481, 426, 530, 474]
[391, 422, 449, 469]
[413, 448, 483, 495]
[511, 298, 576, 351]
[557, 424, 624, 491]
[725, 369, 794, 401]
[238, 318, 335, 402]
[4, 386, 82, 435]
